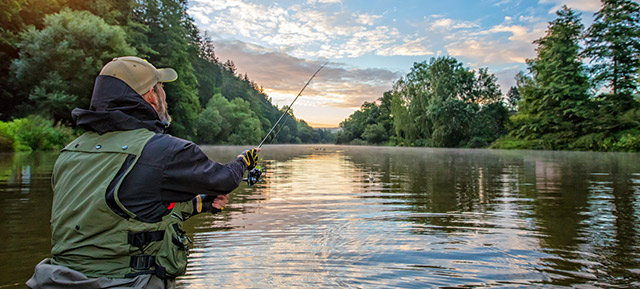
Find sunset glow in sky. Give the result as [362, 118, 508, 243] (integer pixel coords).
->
[188, 0, 604, 128]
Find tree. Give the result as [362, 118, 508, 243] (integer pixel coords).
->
[195, 92, 264, 145]
[11, 9, 135, 123]
[389, 56, 507, 147]
[584, 0, 640, 107]
[128, 0, 202, 139]
[297, 120, 313, 143]
[506, 86, 521, 113]
[0, 0, 67, 120]
[506, 6, 591, 150]
[336, 99, 392, 145]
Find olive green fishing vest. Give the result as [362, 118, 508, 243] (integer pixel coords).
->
[50, 129, 193, 279]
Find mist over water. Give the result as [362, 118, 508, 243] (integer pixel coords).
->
[1, 145, 640, 288]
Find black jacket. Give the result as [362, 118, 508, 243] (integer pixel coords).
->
[72, 75, 247, 222]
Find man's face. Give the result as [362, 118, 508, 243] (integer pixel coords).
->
[154, 83, 172, 126]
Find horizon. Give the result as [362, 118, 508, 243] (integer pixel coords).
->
[188, 0, 607, 128]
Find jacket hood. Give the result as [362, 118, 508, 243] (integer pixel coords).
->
[72, 75, 166, 134]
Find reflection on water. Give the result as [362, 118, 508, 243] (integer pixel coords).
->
[1, 146, 640, 288]
[0, 152, 56, 288]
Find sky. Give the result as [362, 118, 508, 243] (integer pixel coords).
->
[187, 0, 605, 128]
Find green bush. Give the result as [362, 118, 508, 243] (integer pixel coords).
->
[612, 130, 640, 152]
[490, 136, 539, 150]
[0, 130, 14, 152]
[349, 139, 367, 145]
[0, 115, 76, 152]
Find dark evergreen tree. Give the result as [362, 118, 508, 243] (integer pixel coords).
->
[510, 6, 591, 149]
[584, 0, 640, 108]
[506, 86, 521, 113]
[128, 0, 202, 139]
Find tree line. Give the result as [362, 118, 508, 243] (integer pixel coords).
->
[0, 0, 334, 151]
[337, 0, 640, 152]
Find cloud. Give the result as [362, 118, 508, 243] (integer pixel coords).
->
[212, 39, 400, 110]
[430, 17, 479, 30]
[445, 16, 547, 66]
[377, 37, 433, 56]
[190, 0, 433, 59]
[355, 13, 383, 26]
[493, 0, 513, 6]
[307, 0, 342, 4]
[538, 0, 602, 13]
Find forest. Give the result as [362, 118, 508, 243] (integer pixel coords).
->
[337, 1, 640, 152]
[2, 0, 639, 152]
[0, 0, 335, 152]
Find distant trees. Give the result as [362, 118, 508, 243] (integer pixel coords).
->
[338, 56, 509, 148]
[339, 1, 640, 152]
[494, 2, 640, 151]
[392, 57, 507, 148]
[336, 91, 394, 145]
[0, 0, 334, 150]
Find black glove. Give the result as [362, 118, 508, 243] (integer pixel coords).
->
[192, 194, 222, 215]
[238, 148, 259, 169]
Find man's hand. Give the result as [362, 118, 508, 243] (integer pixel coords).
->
[212, 194, 229, 210]
[193, 194, 230, 214]
[238, 148, 260, 169]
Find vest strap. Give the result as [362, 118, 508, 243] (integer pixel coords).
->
[127, 255, 167, 279]
[128, 231, 165, 250]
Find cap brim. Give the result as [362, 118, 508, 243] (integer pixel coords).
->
[158, 68, 178, 82]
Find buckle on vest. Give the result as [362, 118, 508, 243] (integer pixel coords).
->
[130, 255, 155, 270]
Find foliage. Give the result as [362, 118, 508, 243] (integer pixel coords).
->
[0, 115, 76, 152]
[338, 56, 508, 148]
[337, 2, 640, 152]
[312, 128, 336, 144]
[502, 3, 640, 151]
[0, 0, 333, 148]
[390, 56, 507, 147]
[336, 91, 394, 145]
[0, 129, 13, 152]
[506, 86, 520, 113]
[584, 0, 640, 106]
[195, 93, 264, 145]
[507, 6, 593, 150]
[127, 0, 202, 139]
[11, 9, 135, 123]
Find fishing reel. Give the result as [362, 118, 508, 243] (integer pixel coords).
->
[244, 166, 264, 186]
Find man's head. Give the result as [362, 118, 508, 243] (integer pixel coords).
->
[99, 56, 177, 125]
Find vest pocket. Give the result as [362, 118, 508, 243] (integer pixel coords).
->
[155, 222, 192, 277]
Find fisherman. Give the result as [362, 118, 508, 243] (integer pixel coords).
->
[26, 56, 259, 289]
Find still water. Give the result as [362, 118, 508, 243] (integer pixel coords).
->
[1, 145, 640, 288]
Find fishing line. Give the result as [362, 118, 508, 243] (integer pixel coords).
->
[258, 62, 328, 148]
[245, 62, 327, 186]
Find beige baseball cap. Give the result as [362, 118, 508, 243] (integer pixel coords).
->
[99, 56, 178, 95]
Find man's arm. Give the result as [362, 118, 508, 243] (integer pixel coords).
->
[162, 139, 247, 199]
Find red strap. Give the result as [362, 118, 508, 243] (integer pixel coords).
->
[167, 202, 175, 210]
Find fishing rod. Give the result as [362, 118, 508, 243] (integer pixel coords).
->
[245, 62, 328, 186]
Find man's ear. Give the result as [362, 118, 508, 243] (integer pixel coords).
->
[142, 88, 160, 111]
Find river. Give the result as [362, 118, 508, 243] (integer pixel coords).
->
[1, 145, 639, 288]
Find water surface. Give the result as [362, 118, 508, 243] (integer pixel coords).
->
[1, 145, 639, 288]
